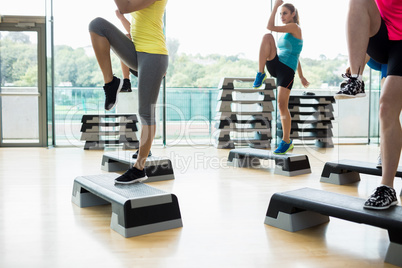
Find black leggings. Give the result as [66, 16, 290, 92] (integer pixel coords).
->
[367, 19, 402, 76]
[266, 54, 295, 89]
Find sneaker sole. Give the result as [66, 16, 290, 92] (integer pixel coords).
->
[334, 94, 356, 100]
[273, 144, 294, 155]
[356, 93, 366, 97]
[114, 175, 148, 184]
[363, 201, 398, 210]
[106, 78, 123, 111]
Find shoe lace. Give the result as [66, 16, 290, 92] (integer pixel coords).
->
[343, 76, 361, 91]
[372, 186, 394, 201]
[341, 73, 351, 80]
[277, 140, 288, 150]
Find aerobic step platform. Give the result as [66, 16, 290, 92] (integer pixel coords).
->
[264, 187, 402, 266]
[214, 77, 275, 149]
[72, 173, 182, 238]
[320, 159, 402, 195]
[101, 151, 174, 182]
[80, 114, 139, 150]
[218, 77, 276, 90]
[227, 148, 311, 176]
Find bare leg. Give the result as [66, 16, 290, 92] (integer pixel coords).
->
[379, 76, 402, 188]
[347, 0, 381, 75]
[258, 33, 277, 73]
[134, 125, 156, 171]
[277, 86, 292, 143]
[121, 61, 130, 80]
[90, 32, 114, 84]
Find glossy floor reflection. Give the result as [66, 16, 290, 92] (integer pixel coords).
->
[0, 145, 400, 267]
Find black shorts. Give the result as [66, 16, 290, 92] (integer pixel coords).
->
[266, 54, 295, 89]
[367, 19, 402, 76]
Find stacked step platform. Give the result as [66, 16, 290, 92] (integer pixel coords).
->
[277, 93, 335, 148]
[80, 114, 139, 150]
[214, 77, 276, 149]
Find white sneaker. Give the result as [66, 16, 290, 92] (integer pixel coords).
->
[376, 154, 382, 168]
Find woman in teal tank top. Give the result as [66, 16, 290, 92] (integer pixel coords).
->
[253, 0, 310, 154]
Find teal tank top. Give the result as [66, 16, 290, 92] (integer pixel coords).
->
[277, 33, 303, 72]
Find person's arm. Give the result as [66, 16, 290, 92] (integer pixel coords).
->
[115, 0, 157, 14]
[267, 0, 299, 34]
[297, 61, 310, 88]
[115, 10, 131, 33]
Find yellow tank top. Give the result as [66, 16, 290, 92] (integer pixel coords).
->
[130, 0, 168, 55]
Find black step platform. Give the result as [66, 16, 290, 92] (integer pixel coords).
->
[101, 151, 174, 182]
[81, 114, 138, 123]
[219, 77, 276, 90]
[214, 77, 275, 149]
[320, 159, 402, 195]
[71, 173, 183, 237]
[227, 148, 311, 176]
[84, 140, 139, 150]
[264, 187, 402, 266]
[80, 114, 139, 150]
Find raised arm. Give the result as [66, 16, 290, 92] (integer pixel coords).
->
[267, 0, 281, 31]
[267, 0, 299, 35]
[114, 0, 157, 13]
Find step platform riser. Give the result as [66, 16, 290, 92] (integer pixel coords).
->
[71, 174, 182, 237]
[264, 187, 402, 266]
[227, 148, 311, 177]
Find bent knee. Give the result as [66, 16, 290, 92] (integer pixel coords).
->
[88, 17, 106, 33]
[262, 33, 274, 43]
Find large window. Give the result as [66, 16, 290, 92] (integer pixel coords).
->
[165, 0, 380, 145]
[1, 0, 384, 147]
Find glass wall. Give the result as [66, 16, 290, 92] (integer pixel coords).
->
[0, 2, 49, 146]
[165, 0, 373, 145]
[0, 31, 40, 144]
[2, 0, 384, 147]
[46, 0, 55, 147]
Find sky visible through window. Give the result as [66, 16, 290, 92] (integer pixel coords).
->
[1, 0, 350, 60]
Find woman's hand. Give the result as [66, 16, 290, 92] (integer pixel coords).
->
[300, 77, 310, 88]
[345, 66, 351, 76]
[274, 0, 284, 8]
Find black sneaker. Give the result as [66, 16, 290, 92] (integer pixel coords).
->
[115, 167, 148, 184]
[335, 75, 365, 99]
[132, 150, 152, 159]
[103, 76, 123, 111]
[339, 73, 350, 90]
[120, 78, 132, 93]
[364, 185, 398, 210]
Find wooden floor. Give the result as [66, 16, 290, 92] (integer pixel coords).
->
[0, 144, 401, 268]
